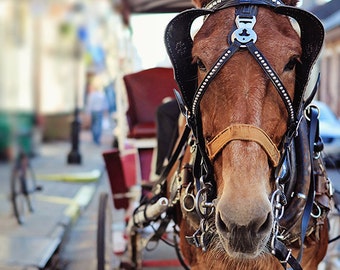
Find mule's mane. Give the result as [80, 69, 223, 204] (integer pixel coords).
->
[192, 0, 299, 8]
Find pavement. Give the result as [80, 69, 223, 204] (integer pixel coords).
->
[0, 129, 114, 270]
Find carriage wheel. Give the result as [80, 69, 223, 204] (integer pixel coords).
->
[97, 192, 113, 270]
[125, 223, 144, 270]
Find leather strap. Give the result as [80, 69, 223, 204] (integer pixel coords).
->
[246, 42, 295, 126]
[151, 125, 191, 195]
[274, 240, 302, 270]
[296, 106, 318, 261]
[206, 124, 280, 166]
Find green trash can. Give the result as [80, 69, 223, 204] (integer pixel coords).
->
[14, 112, 34, 155]
[0, 112, 11, 160]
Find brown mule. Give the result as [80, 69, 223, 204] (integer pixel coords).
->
[160, 0, 332, 269]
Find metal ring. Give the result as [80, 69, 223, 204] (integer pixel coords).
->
[183, 194, 196, 212]
[304, 104, 320, 122]
[313, 151, 321, 160]
[195, 184, 213, 219]
[271, 189, 285, 220]
[311, 202, 322, 218]
[182, 182, 196, 212]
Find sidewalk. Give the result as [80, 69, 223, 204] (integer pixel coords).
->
[0, 129, 113, 270]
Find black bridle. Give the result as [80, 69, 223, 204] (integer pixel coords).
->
[165, 0, 324, 173]
[164, 0, 324, 205]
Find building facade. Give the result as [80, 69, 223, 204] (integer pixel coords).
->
[311, 0, 340, 116]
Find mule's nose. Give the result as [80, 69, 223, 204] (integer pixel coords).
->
[216, 211, 272, 235]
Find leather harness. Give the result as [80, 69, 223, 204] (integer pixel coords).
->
[130, 1, 332, 269]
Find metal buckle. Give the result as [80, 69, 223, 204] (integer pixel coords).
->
[280, 248, 292, 264]
[185, 228, 201, 247]
[231, 15, 257, 47]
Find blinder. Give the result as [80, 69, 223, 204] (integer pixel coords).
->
[165, 8, 212, 109]
[164, 0, 324, 116]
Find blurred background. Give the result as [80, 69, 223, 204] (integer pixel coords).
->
[0, 0, 337, 163]
[0, 0, 172, 161]
[0, 2, 339, 270]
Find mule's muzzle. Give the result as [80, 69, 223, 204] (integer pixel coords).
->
[216, 211, 273, 257]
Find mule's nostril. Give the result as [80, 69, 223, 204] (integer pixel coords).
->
[217, 212, 229, 233]
[257, 213, 272, 234]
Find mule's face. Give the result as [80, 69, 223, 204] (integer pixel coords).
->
[192, 6, 301, 258]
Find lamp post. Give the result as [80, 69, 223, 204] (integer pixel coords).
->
[67, 110, 82, 164]
[67, 3, 84, 164]
[67, 38, 82, 164]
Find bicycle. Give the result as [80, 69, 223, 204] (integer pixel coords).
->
[10, 141, 42, 225]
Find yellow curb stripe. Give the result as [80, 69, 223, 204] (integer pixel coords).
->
[63, 186, 96, 222]
[36, 170, 101, 183]
[36, 195, 75, 205]
[73, 186, 96, 207]
[36, 185, 96, 222]
[36, 194, 80, 222]
[64, 203, 81, 223]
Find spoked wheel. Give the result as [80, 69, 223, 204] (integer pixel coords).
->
[10, 155, 41, 225]
[11, 168, 26, 225]
[24, 162, 41, 212]
[97, 192, 113, 270]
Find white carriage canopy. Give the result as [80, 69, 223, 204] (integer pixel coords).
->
[121, 0, 194, 13]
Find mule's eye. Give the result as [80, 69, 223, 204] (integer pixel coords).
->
[197, 58, 207, 72]
[284, 56, 299, 72]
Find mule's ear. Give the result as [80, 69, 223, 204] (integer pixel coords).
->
[282, 0, 300, 6]
[191, 0, 200, 8]
[191, 0, 210, 8]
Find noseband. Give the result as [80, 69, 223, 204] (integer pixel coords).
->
[206, 124, 281, 166]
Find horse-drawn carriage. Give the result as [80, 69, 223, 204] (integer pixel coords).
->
[98, 0, 336, 269]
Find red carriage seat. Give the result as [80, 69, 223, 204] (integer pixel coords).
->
[123, 67, 177, 139]
[102, 149, 137, 210]
[123, 67, 177, 181]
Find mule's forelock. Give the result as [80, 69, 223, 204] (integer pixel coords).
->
[282, 0, 300, 6]
[191, 0, 300, 8]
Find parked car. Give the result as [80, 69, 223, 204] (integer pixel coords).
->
[312, 100, 340, 167]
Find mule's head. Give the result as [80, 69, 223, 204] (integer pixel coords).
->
[192, 0, 301, 259]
